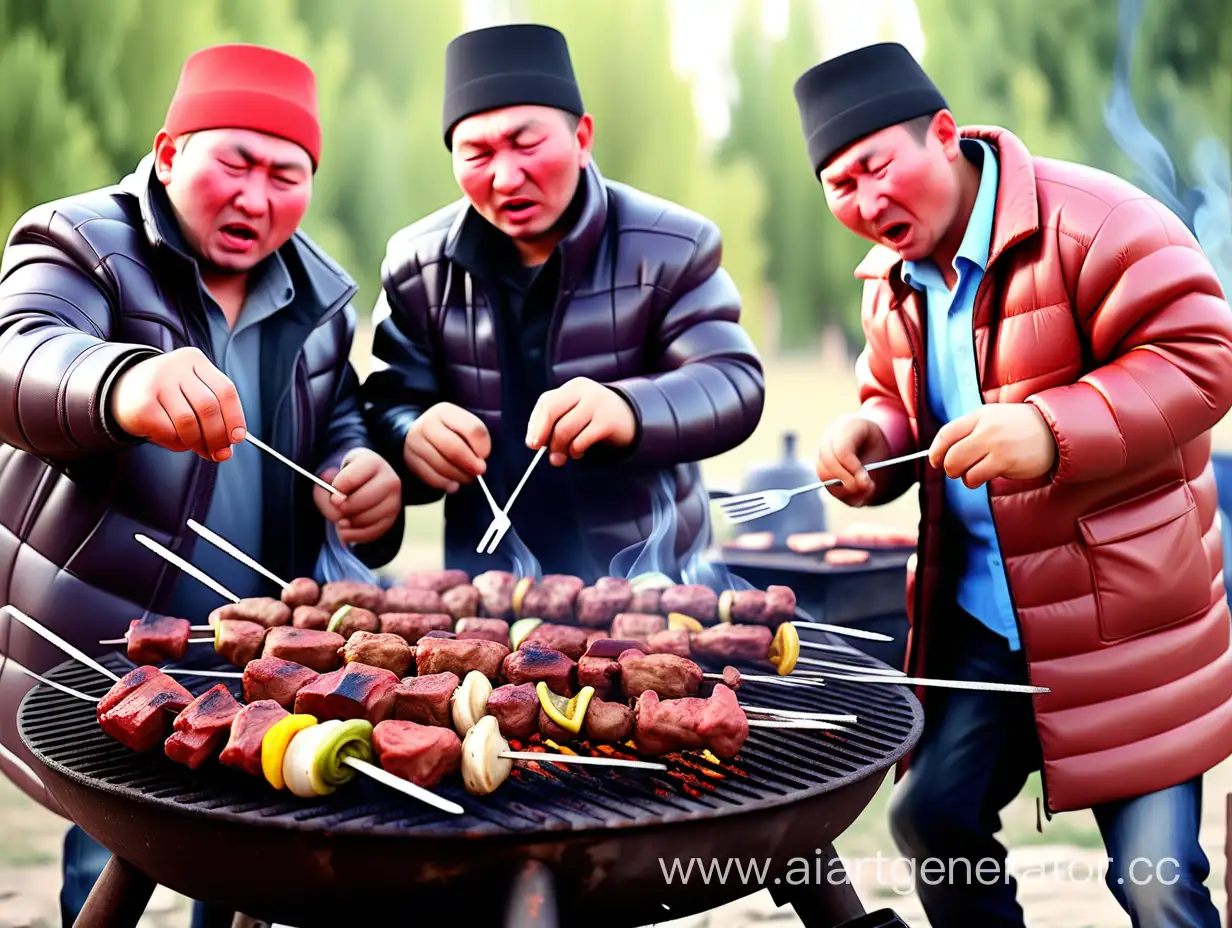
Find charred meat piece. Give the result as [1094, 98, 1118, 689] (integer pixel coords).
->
[722, 666, 742, 690]
[382, 586, 444, 615]
[610, 613, 667, 644]
[241, 656, 320, 708]
[392, 672, 459, 727]
[486, 683, 540, 740]
[575, 579, 632, 628]
[415, 636, 509, 682]
[660, 585, 719, 625]
[521, 623, 588, 660]
[164, 684, 243, 770]
[294, 662, 399, 725]
[764, 585, 796, 626]
[518, 574, 584, 623]
[261, 626, 345, 672]
[126, 615, 190, 663]
[209, 597, 292, 630]
[634, 684, 748, 759]
[584, 698, 635, 742]
[441, 583, 481, 620]
[216, 619, 267, 668]
[219, 699, 289, 777]
[400, 569, 470, 594]
[339, 631, 413, 677]
[329, 606, 380, 639]
[373, 720, 462, 789]
[618, 651, 704, 699]
[473, 570, 516, 619]
[317, 580, 385, 613]
[292, 605, 332, 630]
[501, 642, 576, 696]
[690, 624, 773, 662]
[281, 577, 320, 609]
[646, 628, 690, 657]
[379, 612, 451, 644]
[629, 588, 661, 615]
[455, 617, 510, 644]
[719, 585, 796, 626]
[577, 654, 621, 701]
[97, 667, 194, 753]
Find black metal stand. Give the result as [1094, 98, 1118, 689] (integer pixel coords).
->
[73, 855, 156, 928]
[504, 860, 559, 928]
[767, 844, 907, 928]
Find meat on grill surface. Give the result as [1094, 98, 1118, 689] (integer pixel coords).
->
[415, 636, 508, 682]
[584, 698, 635, 742]
[400, 569, 470, 594]
[539, 708, 572, 743]
[584, 638, 644, 659]
[721, 666, 742, 690]
[209, 597, 292, 630]
[689, 624, 773, 662]
[618, 651, 704, 699]
[241, 656, 320, 708]
[317, 580, 385, 613]
[165, 684, 243, 770]
[292, 605, 332, 630]
[727, 586, 796, 626]
[659, 585, 719, 625]
[646, 628, 690, 657]
[97, 667, 194, 753]
[379, 612, 451, 644]
[577, 654, 621, 701]
[373, 720, 462, 789]
[575, 578, 632, 628]
[339, 630, 413, 677]
[441, 583, 481, 619]
[586, 630, 609, 648]
[501, 642, 576, 695]
[764, 585, 796, 625]
[382, 586, 444, 615]
[473, 570, 516, 619]
[628, 588, 661, 614]
[610, 613, 666, 643]
[634, 684, 748, 759]
[331, 606, 380, 639]
[219, 699, 289, 777]
[261, 627, 346, 672]
[294, 661, 399, 725]
[520, 574, 584, 623]
[521, 623, 588, 660]
[126, 615, 190, 663]
[392, 671, 459, 727]
[486, 683, 539, 739]
[281, 577, 320, 609]
[216, 619, 267, 667]
[454, 617, 510, 644]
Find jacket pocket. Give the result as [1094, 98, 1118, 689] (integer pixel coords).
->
[1078, 480, 1210, 642]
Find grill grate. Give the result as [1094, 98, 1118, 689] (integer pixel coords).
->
[18, 630, 921, 839]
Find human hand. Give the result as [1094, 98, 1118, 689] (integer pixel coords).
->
[525, 377, 637, 466]
[928, 403, 1057, 487]
[110, 347, 245, 461]
[814, 414, 893, 506]
[403, 402, 491, 493]
[314, 449, 402, 544]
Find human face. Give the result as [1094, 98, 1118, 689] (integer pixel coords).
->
[818, 113, 962, 263]
[153, 128, 313, 274]
[451, 105, 593, 252]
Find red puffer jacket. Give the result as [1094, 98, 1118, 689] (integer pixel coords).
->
[851, 125, 1232, 813]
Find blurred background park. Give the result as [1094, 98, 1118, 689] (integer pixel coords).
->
[1, 0, 1230, 924]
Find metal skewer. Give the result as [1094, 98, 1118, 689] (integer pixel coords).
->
[187, 519, 290, 590]
[6, 660, 102, 703]
[244, 434, 343, 497]
[792, 622, 894, 642]
[134, 534, 240, 604]
[500, 752, 666, 770]
[6, 606, 121, 683]
[98, 624, 212, 646]
[797, 657, 906, 677]
[796, 667, 1050, 694]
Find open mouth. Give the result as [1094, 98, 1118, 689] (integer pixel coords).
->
[882, 223, 910, 244]
[501, 200, 536, 213]
[221, 224, 257, 241]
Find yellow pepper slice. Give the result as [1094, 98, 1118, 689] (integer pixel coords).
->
[668, 612, 703, 633]
[262, 714, 318, 790]
[326, 604, 353, 634]
[509, 617, 542, 649]
[513, 577, 534, 618]
[767, 622, 800, 676]
[717, 590, 735, 624]
[535, 682, 595, 734]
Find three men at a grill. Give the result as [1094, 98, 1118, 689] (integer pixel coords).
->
[0, 20, 1228, 928]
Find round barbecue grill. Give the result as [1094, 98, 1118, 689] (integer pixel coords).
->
[18, 615, 921, 928]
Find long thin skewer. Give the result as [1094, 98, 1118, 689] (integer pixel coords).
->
[792, 621, 894, 642]
[5, 606, 120, 683]
[798, 657, 906, 677]
[796, 666, 1050, 694]
[244, 434, 343, 497]
[7, 660, 102, 703]
[98, 624, 211, 647]
[134, 534, 240, 604]
[187, 519, 290, 591]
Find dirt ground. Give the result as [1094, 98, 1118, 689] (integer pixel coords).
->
[4, 335, 1232, 928]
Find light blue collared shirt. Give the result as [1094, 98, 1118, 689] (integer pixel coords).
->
[902, 138, 1020, 651]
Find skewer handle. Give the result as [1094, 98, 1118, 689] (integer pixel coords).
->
[806, 670, 1050, 694]
[797, 656, 906, 677]
[187, 520, 290, 591]
[342, 756, 464, 814]
[792, 621, 894, 642]
[134, 534, 240, 604]
[748, 719, 847, 730]
[244, 434, 344, 497]
[7, 660, 100, 703]
[5, 606, 122, 683]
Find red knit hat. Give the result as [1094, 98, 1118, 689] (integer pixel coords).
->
[163, 44, 321, 169]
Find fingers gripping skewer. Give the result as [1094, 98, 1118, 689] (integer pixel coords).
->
[187, 519, 290, 590]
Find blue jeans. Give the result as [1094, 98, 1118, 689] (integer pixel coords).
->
[60, 825, 233, 927]
[888, 608, 1220, 927]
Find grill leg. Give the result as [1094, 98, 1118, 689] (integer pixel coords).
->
[503, 860, 558, 928]
[768, 843, 866, 928]
[72, 854, 155, 928]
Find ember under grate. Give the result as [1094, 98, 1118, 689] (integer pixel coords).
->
[18, 629, 919, 839]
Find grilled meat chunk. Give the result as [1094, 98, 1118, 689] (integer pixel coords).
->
[329, 606, 379, 639]
[501, 642, 576, 696]
[610, 613, 667, 644]
[618, 651, 704, 699]
[294, 662, 399, 725]
[519, 574, 584, 623]
[317, 580, 385, 613]
[281, 577, 320, 609]
[646, 628, 690, 657]
[216, 619, 266, 667]
[660, 585, 718, 625]
[392, 672, 459, 727]
[415, 636, 509, 682]
[126, 615, 190, 663]
[373, 720, 462, 788]
[486, 683, 540, 740]
[382, 586, 445, 615]
[690, 624, 773, 662]
[400, 569, 470, 593]
[455, 617, 510, 644]
[577, 654, 621, 701]
[209, 597, 292, 630]
[261, 627, 345, 672]
[720, 585, 796, 626]
[379, 612, 451, 644]
[164, 684, 243, 770]
[629, 588, 661, 614]
[292, 605, 332, 630]
[583, 698, 635, 742]
[634, 684, 748, 759]
[473, 570, 516, 619]
[441, 583, 481, 619]
[339, 631, 413, 677]
[241, 656, 319, 708]
[97, 667, 194, 753]
[575, 578, 632, 628]
[219, 699, 289, 777]
[521, 623, 588, 660]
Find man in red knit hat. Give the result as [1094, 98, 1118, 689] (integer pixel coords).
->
[0, 44, 402, 926]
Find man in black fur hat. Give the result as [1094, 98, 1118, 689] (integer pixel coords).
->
[361, 23, 765, 582]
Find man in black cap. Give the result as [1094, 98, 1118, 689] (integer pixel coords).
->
[795, 41, 1231, 928]
[361, 23, 765, 582]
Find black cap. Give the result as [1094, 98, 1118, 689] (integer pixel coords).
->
[442, 23, 585, 149]
[793, 42, 947, 176]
